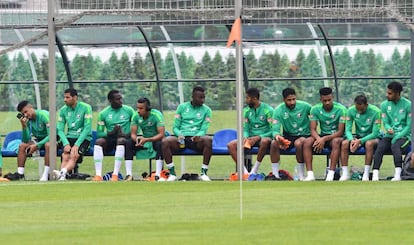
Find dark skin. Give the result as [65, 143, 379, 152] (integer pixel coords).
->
[228, 94, 271, 164]
[95, 92, 127, 148]
[162, 90, 212, 166]
[303, 93, 345, 171]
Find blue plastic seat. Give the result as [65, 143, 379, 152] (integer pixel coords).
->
[1, 131, 22, 157]
[212, 129, 237, 154]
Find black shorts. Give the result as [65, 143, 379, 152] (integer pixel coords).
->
[283, 135, 310, 150]
[58, 138, 90, 163]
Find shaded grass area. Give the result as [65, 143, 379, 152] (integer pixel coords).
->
[1, 181, 414, 244]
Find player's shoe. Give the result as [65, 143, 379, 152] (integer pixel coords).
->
[124, 175, 134, 181]
[5, 172, 25, 181]
[111, 174, 119, 181]
[303, 171, 315, 181]
[199, 174, 211, 181]
[167, 175, 177, 181]
[91, 175, 103, 182]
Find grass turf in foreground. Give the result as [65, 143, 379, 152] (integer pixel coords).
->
[1, 181, 414, 244]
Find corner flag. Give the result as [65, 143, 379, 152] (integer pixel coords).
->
[226, 17, 241, 48]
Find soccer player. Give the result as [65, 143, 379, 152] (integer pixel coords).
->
[341, 95, 381, 181]
[227, 87, 273, 180]
[92, 89, 136, 181]
[131, 97, 166, 180]
[5, 101, 51, 181]
[303, 87, 347, 181]
[54, 88, 93, 181]
[270, 88, 312, 181]
[372, 81, 411, 181]
[161, 86, 213, 181]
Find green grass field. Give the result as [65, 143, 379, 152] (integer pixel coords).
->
[1, 111, 410, 244]
[1, 181, 414, 244]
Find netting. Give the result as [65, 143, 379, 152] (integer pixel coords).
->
[0, 0, 413, 55]
[0, 0, 413, 28]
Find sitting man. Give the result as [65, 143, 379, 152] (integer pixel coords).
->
[341, 95, 382, 181]
[161, 86, 213, 181]
[5, 101, 51, 181]
[303, 87, 347, 181]
[227, 87, 273, 180]
[92, 89, 135, 181]
[131, 97, 166, 180]
[270, 88, 312, 181]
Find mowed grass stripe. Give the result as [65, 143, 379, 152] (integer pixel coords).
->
[1, 181, 414, 244]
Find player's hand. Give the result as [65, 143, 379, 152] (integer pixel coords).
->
[350, 139, 360, 153]
[191, 136, 201, 142]
[276, 135, 291, 150]
[312, 138, 325, 153]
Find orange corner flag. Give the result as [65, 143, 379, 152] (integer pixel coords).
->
[226, 17, 241, 48]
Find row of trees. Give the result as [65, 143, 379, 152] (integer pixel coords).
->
[0, 46, 411, 111]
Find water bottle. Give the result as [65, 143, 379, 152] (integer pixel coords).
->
[293, 166, 299, 181]
[178, 137, 185, 149]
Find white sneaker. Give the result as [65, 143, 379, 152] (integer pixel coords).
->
[325, 170, 335, 181]
[372, 170, 379, 181]
[58, 173, 66, 181]
[362, 173, 369, 181]
[157, 177, 166, 182]
[52, 170, 61, 180]
[199, 174, 211, 181]
[391, 176, 401, 181]
[339, 174, 349, 181]
[39, 175, 48, 182]
[167, 175, 177, 181]
[303, 171, 315, 181]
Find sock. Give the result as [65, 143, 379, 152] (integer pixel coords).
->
[364, 165, 371, 175]
[342, 166, 348, 176]
[125, 160, 133, 176]
[18, 167, 24, 175]
[271, 163, 280, 178]
[201, 164, 209, 175]
[113, 145, 125, 175]
[42, 166, 50, 179]
[93, 145, 104, 176]
[155, 159, 163, 177]
[243, 165, 249, 175]
[61, 168, 68, 175]
[250, 161, 261, 174]
[167, 163, 176, 176]
[395, 167, 402, 177]
[297, 163, 305, 178]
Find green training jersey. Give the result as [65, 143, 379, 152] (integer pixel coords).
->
[345, 104, 382, 144]
[272, 100, 311, 137]
[309, 101, 347, 136]
[173, 102, 212, 136]
[96, 104, 135, 138]
[22, 109, 50, 148]
[243, 102, 273, 138]
[57, 101, 93, 147]
[380, 97, 411, 141]
[131, 109, 165, 138]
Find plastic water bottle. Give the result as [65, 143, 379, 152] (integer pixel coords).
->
[293, 166, 299, 181]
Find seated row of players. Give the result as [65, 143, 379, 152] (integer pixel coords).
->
[4, 87, 212, 182]
[228, 82, 410, 181]
[4, 81, 411, 182]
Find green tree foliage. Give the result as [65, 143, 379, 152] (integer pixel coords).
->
[0, 47, 410, 111]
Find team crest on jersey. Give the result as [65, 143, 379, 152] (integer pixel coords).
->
[196, 112, 201, 118]
[296, 113, 302, 118]
[260, 115, 265, 121]
[387, 106, 391, 111]
[147, 121, 153, 126]
[366, 118, 372, 123]
[108, 114, 113, 120]
[283, 112, 289, 119]
[399, 109, 405, 114]
[120, 114, 126, 120]
[77, 114, 81, 120]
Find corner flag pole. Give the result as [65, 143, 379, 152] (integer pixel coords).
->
[227, 0, 243, 220]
